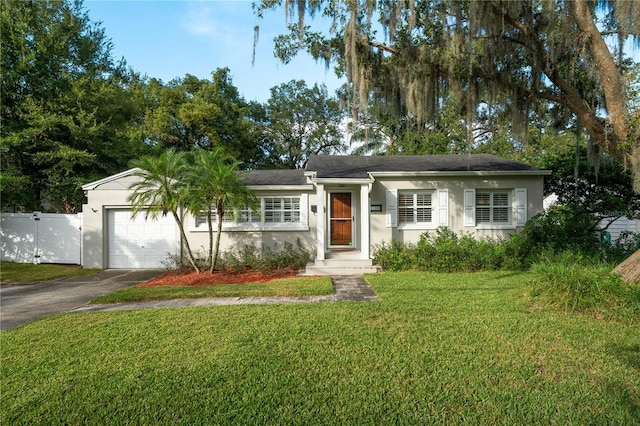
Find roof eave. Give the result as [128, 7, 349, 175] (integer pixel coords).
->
[81, 168, 143, 191]
[368, 170, 551, 177]
[246, 184, 314, 191]
[312, 177, 375, 184]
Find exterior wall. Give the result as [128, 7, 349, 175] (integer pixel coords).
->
[83, 176, 316, 268]
[82, 175, 167, 269]
[184, 190, 317, 259]
[369, 174, 546, 247]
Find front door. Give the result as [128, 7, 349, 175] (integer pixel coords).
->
[329, 192, 353, 246]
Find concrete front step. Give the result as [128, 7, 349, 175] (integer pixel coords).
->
[312, 259, 374, 267]
[301, 262, 381, 276]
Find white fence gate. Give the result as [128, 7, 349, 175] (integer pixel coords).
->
[1, 212, 82, 264]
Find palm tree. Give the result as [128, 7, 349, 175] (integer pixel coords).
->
[186, 148, 257, 273]
[128, 150, 201, 273]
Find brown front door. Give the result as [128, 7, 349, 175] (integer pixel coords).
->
[330, 192, 352, 246]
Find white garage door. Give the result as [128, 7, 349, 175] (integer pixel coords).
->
[108, 209, 178, 269]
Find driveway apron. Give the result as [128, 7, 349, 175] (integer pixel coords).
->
[0, 270, 161, 331]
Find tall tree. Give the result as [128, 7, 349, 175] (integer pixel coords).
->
[185, 149, 257, 273]
[257, 0, 639, 185]
[261, 80, 346, 168]
[1, 0, 149, 212]
[128, 150, 201, 273]
[142, 69, 259, 165]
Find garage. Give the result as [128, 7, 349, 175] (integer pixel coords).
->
[107, 209, 177, 269]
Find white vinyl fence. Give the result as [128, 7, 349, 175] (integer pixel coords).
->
[1, 212, 82, 264]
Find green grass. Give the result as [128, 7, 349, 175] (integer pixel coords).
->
[90, 276, 334, 304]
[529, 258, 640, 322]
[0, 262, 100, 283]
[2, 271, 639, 424]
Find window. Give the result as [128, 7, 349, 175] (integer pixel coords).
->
[475, 191, 510, 224]
[398, 192, 433, 224]
[193, 195, 306, 230]
[195, 211, 233, 227]
[264, 197, 300, 223]
[238, 206, 260, 223]
[196, 207, 262, 227]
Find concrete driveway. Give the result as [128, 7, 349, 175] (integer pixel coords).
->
[0, 269, 161, 331]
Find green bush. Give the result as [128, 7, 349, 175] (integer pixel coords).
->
[217, 240, 312, 273]
[602, 230, 640, 264]
[520, 206, 599, 253]
[509, 207, 640, 266]
[372, 240, 417, 271]
[161, 253, 208, 273]
[373, 227, 515, 272]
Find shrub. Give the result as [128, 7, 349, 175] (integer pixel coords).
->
[514, 208, 640, 266]
[162, 240, 312, 274]
[372, 240, 417, 271]
[161, 253, 208, 272]
[217, 240, 312, 273]
[520, 206, 599, 254]
[602, 231, 640, 264]
[374, 227, 513, 272]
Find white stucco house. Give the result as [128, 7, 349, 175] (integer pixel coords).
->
[81, 154, 550, 274]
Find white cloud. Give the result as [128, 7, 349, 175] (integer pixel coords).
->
[182, 1, 247, 46]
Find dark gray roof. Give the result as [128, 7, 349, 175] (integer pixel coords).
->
[305, 154, 542, 178]
[238, 155, 543, 185]
[241, 169, 308, 186]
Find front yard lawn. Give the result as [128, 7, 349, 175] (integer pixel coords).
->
[2, 271, 639, 424]
[0, 262, 100, 283]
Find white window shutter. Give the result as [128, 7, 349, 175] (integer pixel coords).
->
[515, 188, 527, 226]
[437, 189, 449, 226]
[300, 193, 309, 227]
[386, 189, 397, 228]
[464, 189, 475, 226]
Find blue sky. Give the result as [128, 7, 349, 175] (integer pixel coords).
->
[85, 0, 345, 103]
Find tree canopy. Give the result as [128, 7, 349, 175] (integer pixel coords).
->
[261, 80, 347, 168]
[141, 69, 260, 166]
[257, 0, 640, 187]
[1, 0, 150, 212]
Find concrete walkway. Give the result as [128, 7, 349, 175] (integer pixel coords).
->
[72, 275, 378, 314]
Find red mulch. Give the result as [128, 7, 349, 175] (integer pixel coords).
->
[138, 268, 300, 287]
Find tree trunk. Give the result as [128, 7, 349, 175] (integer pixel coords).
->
[211, 200, 224, 274]
[173, 211, 200, 273]
[206, 210, 214, 272]
[613, 248, 640, 284]
[572, 0, 631, 168]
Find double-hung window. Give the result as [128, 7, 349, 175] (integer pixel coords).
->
[238, 205, 260, 223]
[475, 191, 510, 224]
[398, 192, 433, 225]
[196, 207, 258, 226]
[193, 195, 307, 230]
[464, 188, 527, 228]
[264, 196, 300, 223]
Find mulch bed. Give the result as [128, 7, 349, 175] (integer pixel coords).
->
[138, 268, 300, 287]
